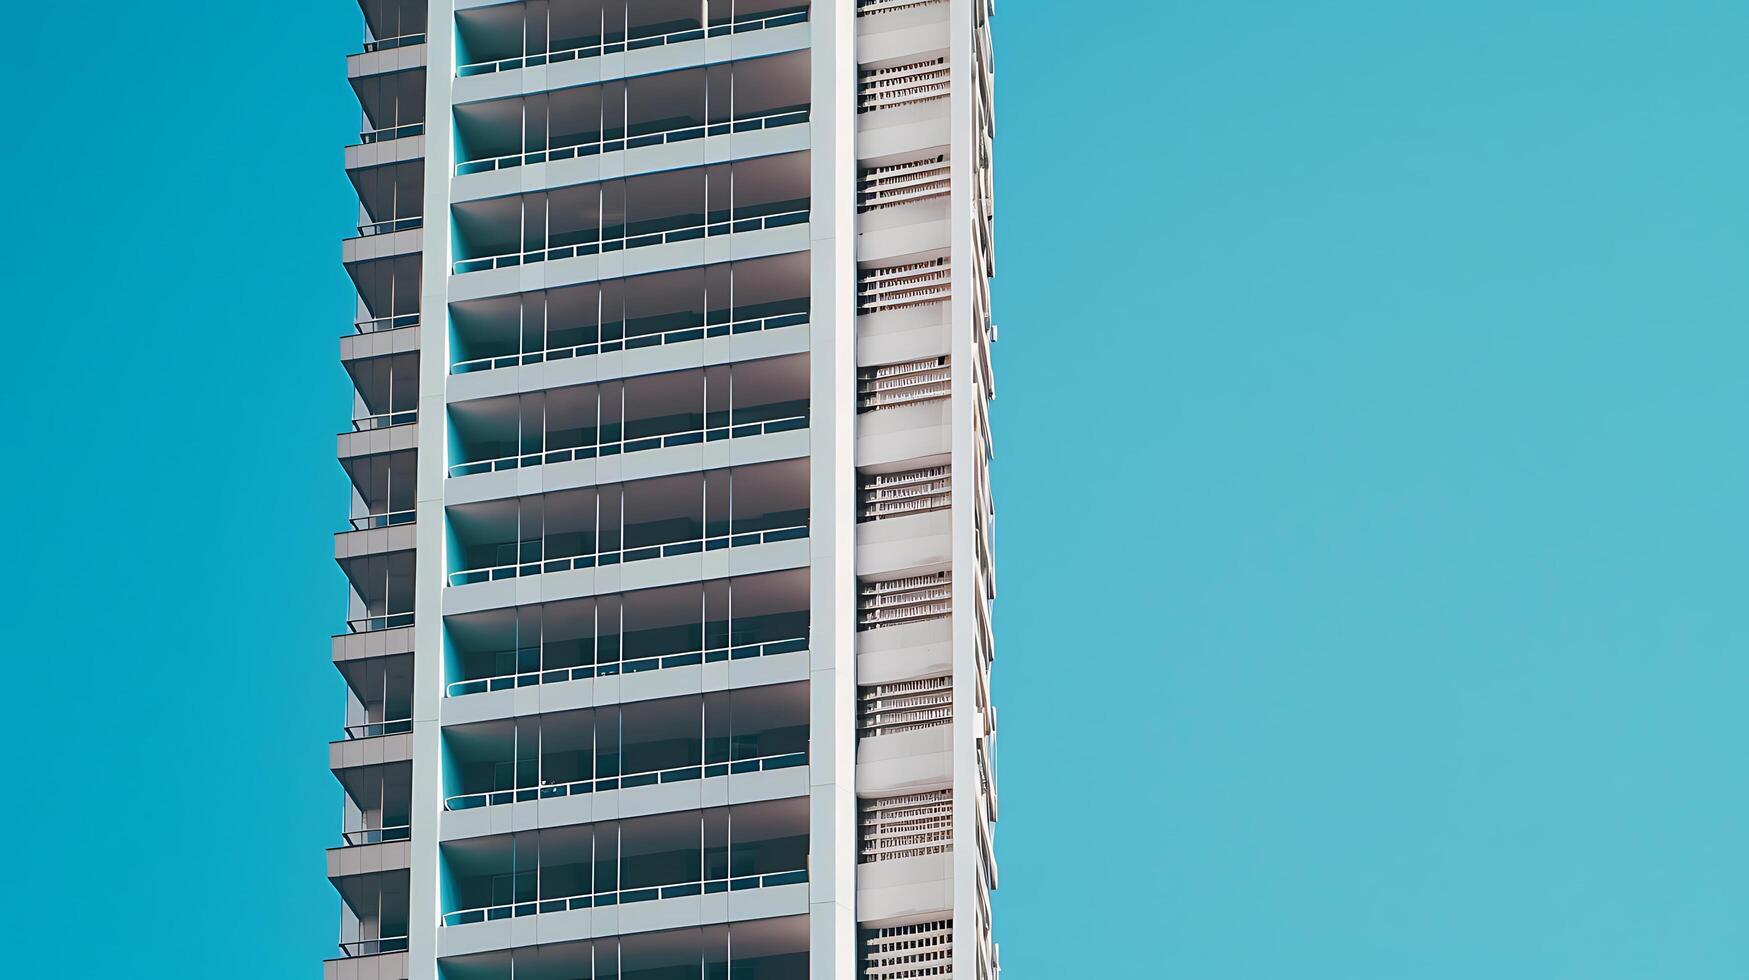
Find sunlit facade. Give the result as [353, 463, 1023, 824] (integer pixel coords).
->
[328, 1, 999, 976]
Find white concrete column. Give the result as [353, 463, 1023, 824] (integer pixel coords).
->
[407, 3, 457, 977]
[808, 0, 859, 976]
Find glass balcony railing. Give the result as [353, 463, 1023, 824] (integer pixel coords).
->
[454, 203, 808, 274]
[352, 410, 417, 432]
[347, 612, 414, 634]
[451, 307, 807, 375]
[444, 749, 807, 811]
[337, 937, 408, 957]
[441, 867, 808, 926]
[447, 520, 808, 587]
[357, 216, 423, 237]
[445, 632, 809, 697]
[342, 826, 411, 847]
[447, 410, 807, 478]
[363, 33, 426, 53]
[455, 107, 808, 176]
[857, 0, 946, 16]
[344, 719, 413, 739]
[350, 510, 416, 531]
[457, 8, 807, 77]
[360, 122, 424, 144]
[354, 313, 419, 335]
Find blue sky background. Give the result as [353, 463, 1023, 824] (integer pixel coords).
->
[2, 1, 1744, 976]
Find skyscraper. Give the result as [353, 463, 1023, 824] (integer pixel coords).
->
[329, 1, 999, 977]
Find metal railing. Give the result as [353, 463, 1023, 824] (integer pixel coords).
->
[858, 155, 950, 212]
[865, 921, 952, 978]
[350, 510, 415, 530]
[857, 58, 949, 113]
[344, 719, 413, 739]
[858, 0, 947, 15]
[442, 867, 808, 926]
[354, 313, 418, 335]
[455, 206, 808, 274]
[860, 465, 951, 522]
[347, 612, 414, 633]
[351, 410, 417, 432]
[858, 357, 950, 412]
[859, 675, 952, 738]
[337, 936, 408, 957]
[447, 411, 808, 478]
[447, 521, 808, 586]
[858, 571, 951, 631]
[455, 106, 808, 175]
[356, 216, 423, 237]
[342, 825, 411, 847]
[363, 33, 426, 53]
[858, 257, 950, 314]
[457, 8, 807, 76]
[450, 309, 807, 374]
[443, 749, 807, 810]
[445, 634, 808, 697]
[860, 790, 952, 863]
[359, 122, 424, 144]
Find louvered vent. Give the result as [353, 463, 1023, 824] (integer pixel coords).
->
[858, 258, 950, 315]
[859, 156, 950, 213]
[863, 920, 953, 979]
[860, 466, 951, 522]
[858, 58, 950, 114]
[861, 790, 953, 863]
[858, 357, 950, 413]
[858, 572, 950, 631]
[857, 0, 946, 16]
[860, 675, 953, 738]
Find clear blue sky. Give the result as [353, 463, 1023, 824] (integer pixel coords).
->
[2, 2, 1743, 976]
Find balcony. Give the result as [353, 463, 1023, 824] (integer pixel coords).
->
[349, 34, 426, 85]
[447, 353, 807, 479]
[453, 51, 808, 177]
[342, 445, 415, 532]
[333, 866, 410, 963]
[345, 349, 418, 433]
[346, 249, 420, 332]
[456, 0, 808, 77]
[435, 916, 808, 978]
[338, 427, 417, 468]
[441, 682, 807, 812]
[444, 458, 808, 587]
[335, 755, 412, 854]
[350, 0, 427, 81]
[329, 839, 412, 916]
[449, 252, 808, 377]
[440, 798, 806, 927]
[343, 205, 422, 273]
[357, 0, 426, 52]
[338, 345, 419, 471]
[349, 158, 424, 241]
[451, 153, 808, 276]
[444, 568, 807, 698]
[337, 649, 412, 744]
[351, 57, 424, 144]
[340, 549, 414, 635]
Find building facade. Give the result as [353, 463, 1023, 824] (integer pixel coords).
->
[328, 1, 999, 977]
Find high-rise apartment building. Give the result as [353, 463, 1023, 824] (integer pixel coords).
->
[328, 1, 999, 977]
